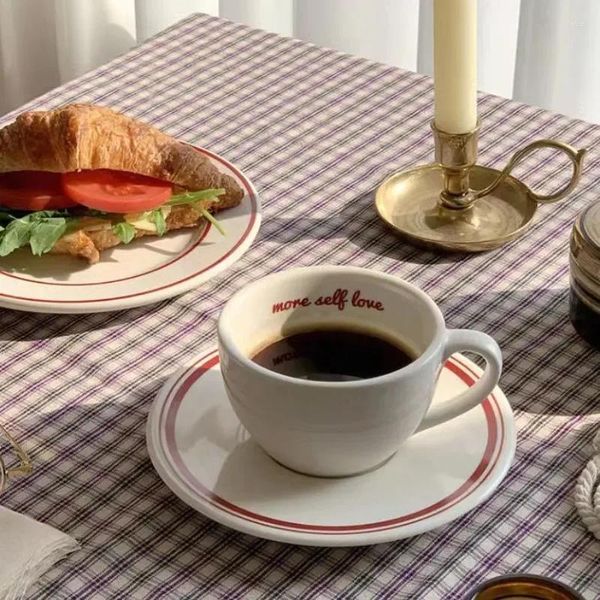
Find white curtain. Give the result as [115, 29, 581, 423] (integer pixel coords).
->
[1, 0, 599, 123]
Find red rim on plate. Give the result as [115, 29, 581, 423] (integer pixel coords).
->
[155, 352, 505, 535]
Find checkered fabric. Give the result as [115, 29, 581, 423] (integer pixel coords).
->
[1, 13, 599, 600]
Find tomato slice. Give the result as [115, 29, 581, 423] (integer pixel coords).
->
[62, 170, 173, 213]
[0, 171, 77, 211]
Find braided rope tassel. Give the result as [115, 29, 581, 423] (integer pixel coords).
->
[575, 429, 600, 540]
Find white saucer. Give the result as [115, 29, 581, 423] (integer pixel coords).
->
[147, 351, 516, 547]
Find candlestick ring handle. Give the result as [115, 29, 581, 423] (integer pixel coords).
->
[472, 139, 586, 205]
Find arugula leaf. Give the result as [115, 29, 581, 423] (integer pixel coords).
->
[200, 208, 225, 236]
[166, 188, 225, 206]
[112, 222, 136, 244]
[0, 214, 69, 257]
[150, 209, 167, 236]
[0, 219, 32, 256]
[29, 218, 67, 255]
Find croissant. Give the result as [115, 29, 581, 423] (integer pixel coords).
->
[0, 104, 245, 262]
[0, 103, 243, 206]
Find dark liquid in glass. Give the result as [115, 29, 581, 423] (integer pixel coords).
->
[251, 327, 415, 381]
[570, 287, 600, 349]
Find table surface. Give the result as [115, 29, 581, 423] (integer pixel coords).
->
[1, 13, 599, 600]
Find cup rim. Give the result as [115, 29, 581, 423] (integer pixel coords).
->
[217, 266, 446, 388]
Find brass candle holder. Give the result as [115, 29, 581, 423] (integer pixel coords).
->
[375, 120, 587, 252]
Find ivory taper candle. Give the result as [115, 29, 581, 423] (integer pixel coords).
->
[434, 0, 477, 133]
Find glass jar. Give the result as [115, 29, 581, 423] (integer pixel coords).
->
[468, 574, 584, 599]
[570, 201, 600, 349]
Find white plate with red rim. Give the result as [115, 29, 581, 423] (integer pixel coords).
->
[147, 349, 516, 547]
[0, 147, 261, 313]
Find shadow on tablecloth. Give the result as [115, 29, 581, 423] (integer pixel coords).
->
[0, 299, 175, 341]
[262, 188, 474, 265]
[2, 384, 597, 599]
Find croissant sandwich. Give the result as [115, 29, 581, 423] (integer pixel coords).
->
[0, 103, 244, 263]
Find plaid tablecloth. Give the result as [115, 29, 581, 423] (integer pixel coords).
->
[1, 13, 599, 600]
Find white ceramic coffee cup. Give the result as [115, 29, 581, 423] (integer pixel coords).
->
[218, 266, 502, 477]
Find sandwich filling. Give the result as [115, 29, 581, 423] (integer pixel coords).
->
[0, 169, 225, 259]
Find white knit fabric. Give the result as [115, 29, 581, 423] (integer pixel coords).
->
[0, 507, 78, 600]
[575, 429, 600, 541]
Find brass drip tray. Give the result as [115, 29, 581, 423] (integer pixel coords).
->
[376, 164, 537, 252]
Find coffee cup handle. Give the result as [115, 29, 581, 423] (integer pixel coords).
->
[417, 329, 502, 432]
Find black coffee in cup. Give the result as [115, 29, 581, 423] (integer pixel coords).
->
[251, 326, 415, 381]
